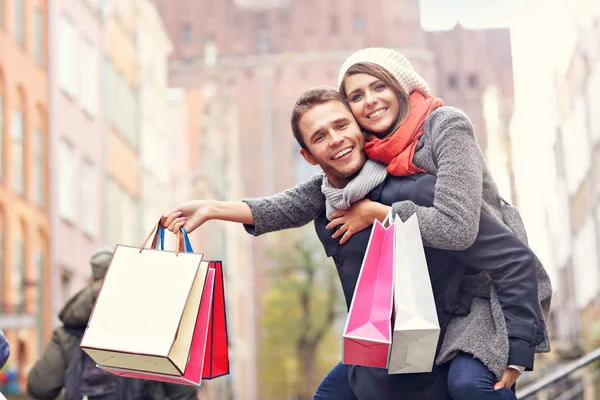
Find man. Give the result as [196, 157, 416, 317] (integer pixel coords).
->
[162, 87, 540, 399]
[27, 247, 197, 400]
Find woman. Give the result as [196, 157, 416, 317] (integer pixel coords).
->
[164, 48, 552, 399]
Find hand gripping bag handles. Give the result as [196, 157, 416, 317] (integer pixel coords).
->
[82, 221, 229, 387]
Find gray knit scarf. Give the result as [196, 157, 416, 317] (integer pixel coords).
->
[321, 160, 388, 219]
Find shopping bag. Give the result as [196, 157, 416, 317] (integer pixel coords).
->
[81, 223, 209, 376]
[388, 214, 440, 374]
[179, 230, 230, 379]
[342, 219, 395, 369]
[202, 261, 230, 379]
[99, 266, 215, 386]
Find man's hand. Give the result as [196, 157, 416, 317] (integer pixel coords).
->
[494, 367, 521, 390]
[326, 199, 390, 244]
[162, 200, 216, 234]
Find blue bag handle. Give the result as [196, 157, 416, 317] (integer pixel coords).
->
[154, 225, 193, 253]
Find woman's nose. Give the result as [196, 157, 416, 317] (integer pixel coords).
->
[365, 94, 377, 107]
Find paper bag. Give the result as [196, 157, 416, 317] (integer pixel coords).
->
[342, 220, 395, 369]
[99, 267, 216, 386]
[178, 231, 230, 379]
[388, 214, 440, 374]
[81, 224, 209, 376]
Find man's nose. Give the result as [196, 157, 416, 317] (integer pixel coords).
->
[328, 128, 343, 145]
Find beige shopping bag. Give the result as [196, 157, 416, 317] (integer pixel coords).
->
[388, 214, 440, 374]
[81, 223, 209, 376]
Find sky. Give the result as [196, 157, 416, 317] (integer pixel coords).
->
[419, 0, 524, 31]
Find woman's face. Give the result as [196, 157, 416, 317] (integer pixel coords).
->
[343, 73, 400, 135]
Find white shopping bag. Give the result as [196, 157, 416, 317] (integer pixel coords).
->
[388, 214, 440, 374]
[81, 225, 209, 376]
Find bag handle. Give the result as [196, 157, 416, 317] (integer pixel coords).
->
[382, 208, 394, 228]
[139, 220, 191, 256]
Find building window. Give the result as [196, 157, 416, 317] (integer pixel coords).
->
[33, 128, 44, 206]
[354, 14, 363, 34]
[80, 37, 98, 117]
[59, 15, 77, 97]
[106, 177, 121, 244]
[330, 16, 339, 35]
[0, 88, 4, 179]
[183, 24, 191, 43]
[81, 159, 96, 236]
[11, 108, 24, 195]
[15, 0, 24, 45]
[34, 246, 44, 350]
[13, 227, 25, 313]
[448, 75, 458, 89]
[58, 140, 76, 222]
[34, 7, 44, 64]
[468, 74, 479, 89]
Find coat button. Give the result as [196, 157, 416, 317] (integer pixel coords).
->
[333, 256, 343, 268]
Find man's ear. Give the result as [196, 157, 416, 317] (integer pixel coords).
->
[299, 148, 318, 166]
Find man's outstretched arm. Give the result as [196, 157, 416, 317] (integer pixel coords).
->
[163, 200, 255, 233]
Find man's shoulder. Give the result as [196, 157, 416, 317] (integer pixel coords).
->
[381, 173, 437, 207]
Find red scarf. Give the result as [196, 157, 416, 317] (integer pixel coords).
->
[364, 91, 444, 176]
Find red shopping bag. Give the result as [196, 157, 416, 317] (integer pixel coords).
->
[202, 260, 230, 379]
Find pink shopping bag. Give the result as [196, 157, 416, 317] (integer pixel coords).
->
[99, 267, 216, 387]
[342, 219, 395, 369]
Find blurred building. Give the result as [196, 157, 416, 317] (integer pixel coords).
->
[103, 0, 142, 248]
[427, 25, 517, 203]
[48, 0, 106, 323]
[510, 0, 600, 388]
[0, 0, 51, 390]
[135, 0, 174, 235]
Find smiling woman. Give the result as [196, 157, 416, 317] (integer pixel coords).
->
[341, 63, 407, 138]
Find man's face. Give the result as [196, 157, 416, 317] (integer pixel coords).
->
[299, 100, 366, 188]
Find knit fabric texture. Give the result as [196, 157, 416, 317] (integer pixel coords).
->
[338, 47, 431, 95]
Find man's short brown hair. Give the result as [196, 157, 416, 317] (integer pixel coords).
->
[290, 86, 352, 150]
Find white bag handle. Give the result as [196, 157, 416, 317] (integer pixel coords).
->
[382, 208, 394, 228]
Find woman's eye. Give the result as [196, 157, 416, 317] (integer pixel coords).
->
[351, 94, 362, 102]
[375, 84, 386, 91]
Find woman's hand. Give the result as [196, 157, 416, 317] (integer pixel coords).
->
[162, 200, 216, 234]
[326, 199, 390, 244]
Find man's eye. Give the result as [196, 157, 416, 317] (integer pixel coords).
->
[338, 124, 348, 130]
[314, 135, 324, 142]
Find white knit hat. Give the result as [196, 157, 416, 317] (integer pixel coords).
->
[338, 48, 431, 96]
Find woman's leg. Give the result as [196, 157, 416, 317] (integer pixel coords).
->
[448, 352, 517, 400]
[313, 362, 358, 400]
